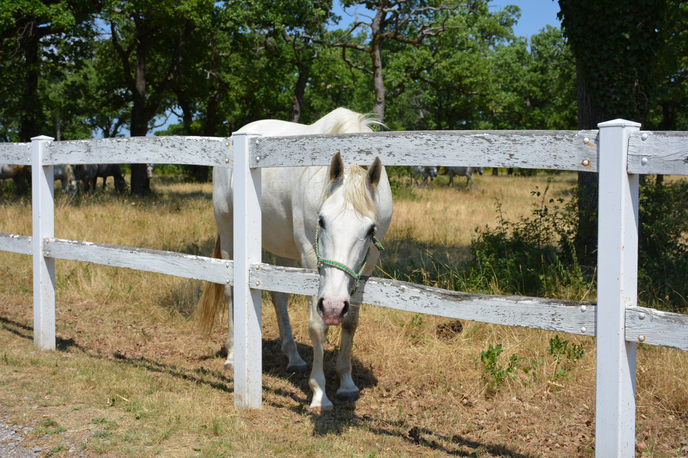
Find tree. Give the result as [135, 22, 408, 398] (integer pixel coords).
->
[100, 0, 213, 194]
[558, 0, 667, 263]
[333, 0, 466, 123]
[1, 0, 99, 141]
[381, 0, 519, 130]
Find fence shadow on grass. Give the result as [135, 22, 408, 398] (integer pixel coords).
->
[1, 314, 532, 457]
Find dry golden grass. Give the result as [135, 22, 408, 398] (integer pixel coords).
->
[0, 173, 686, 457]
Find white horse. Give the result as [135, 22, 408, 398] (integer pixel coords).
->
[411, 166, 438, 186]
[198, 108, 394, 413]
[447, 166, 483, 187]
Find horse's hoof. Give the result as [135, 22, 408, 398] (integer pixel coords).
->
[223, 361, 234, 372]
[286, 363, 308, 374]
[336, 390, 360, 403]
[309, 404, 334, 414]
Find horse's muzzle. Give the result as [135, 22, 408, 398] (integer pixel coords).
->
[317, 297, 350, 326]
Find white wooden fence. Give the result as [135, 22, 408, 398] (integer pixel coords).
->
[1, 120, 688, 457]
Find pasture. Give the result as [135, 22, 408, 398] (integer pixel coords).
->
[0, 172, 687, 457]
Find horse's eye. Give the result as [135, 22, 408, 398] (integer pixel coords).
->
[318, 216, 325, 230]
[367, 225, 376, 238]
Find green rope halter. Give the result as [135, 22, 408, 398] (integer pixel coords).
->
[315, 223, 384, 296]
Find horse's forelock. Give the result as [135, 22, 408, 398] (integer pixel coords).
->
[319, 165, 379, 223]
[316, 108, 383, 222]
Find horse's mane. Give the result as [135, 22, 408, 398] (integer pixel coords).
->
[318, 107, 382, 135]
[316, 108, 383, 223]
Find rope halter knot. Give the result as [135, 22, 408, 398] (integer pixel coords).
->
[315, 223, 384, 296]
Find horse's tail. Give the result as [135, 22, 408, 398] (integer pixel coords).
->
[197, 233, 226, 335]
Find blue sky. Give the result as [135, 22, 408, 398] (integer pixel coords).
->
[506, 0, 562, 39]
[332, 1, 562, 39]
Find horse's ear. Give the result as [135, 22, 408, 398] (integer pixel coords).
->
[367, 157, 382, 191]
[329, 151, 345, 183]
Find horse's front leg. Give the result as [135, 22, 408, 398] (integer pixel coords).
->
[307, 295, 332, 413]
[336, 249, 381, 402]
[272, 256, 307, 372]
[336, 303, 360, 401]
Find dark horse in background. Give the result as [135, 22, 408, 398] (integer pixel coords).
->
[74, 164, 126, 193]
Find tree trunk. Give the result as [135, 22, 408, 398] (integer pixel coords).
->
[289, 65, 309, 123]
[130, 22, 151, 195]
[190, 88, 228, 183]
[575, 63, 605, 264]
[371, 7, 386, 123]
[20, 30, 41, 142]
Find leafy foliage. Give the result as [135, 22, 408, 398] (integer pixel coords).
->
[460, 182, 590, 299]
[558, 0, 666, 122]
[638, 179, 688, 310]
[477, 343, 519, 397]
[548, 335, 584, 382]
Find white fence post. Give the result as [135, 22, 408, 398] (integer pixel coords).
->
[596, 119, 641, 456]
[232, 132, 263, 408]
[31, 135, 55, 351]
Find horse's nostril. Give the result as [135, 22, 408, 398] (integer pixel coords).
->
[340, 300, 350, 319]
[317, 297, 325, 316]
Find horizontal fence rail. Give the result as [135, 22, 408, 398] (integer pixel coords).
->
[0, 232, 32, 255]
[0, 142, 32, 165]
[39, 136, 233, 167]
[45, 238, 233, 284]
[625, 307, 688, 351]
[249, 130, 600, 171]
[250, 264, 596, 336]
[628, 131, 688, 175]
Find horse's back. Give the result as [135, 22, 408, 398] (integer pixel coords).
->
[238, 119, 313, 137]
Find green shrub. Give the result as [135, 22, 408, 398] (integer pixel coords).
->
[477, 344, 519, 397]
[638, 179, 688, 311]
[459, 181, 591, 300]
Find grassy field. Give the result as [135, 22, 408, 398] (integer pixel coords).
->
[0, 172, 687, 457]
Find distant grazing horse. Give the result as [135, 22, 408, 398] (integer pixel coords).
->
[198, 108, 394, 413]
[411, 166, 438, 186]
[0, 164, 30, 194]
[54, 165, 77, 194]
[74, 164, 98, 193]
[448, 166, 483, 187]
[74, 164, 125, 193]
[97, 164, 126, 192]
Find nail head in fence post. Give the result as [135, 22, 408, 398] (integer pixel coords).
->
[641, 157, 648, 165]
[581, 326, 587, 333]
[641, 133, 648, 141]
[638, 335, 645, 343]
[31, 135, 56, 351]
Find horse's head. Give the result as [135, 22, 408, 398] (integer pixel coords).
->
[427, 166, 438, 181]
[64, 165, 78, 195]
[315, 152, 388, 327]
[115, 175, 126, 192]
